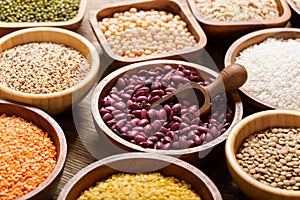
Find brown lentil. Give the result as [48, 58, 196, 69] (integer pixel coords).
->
[99, 7, 197, 58]
[0, 114, 57, 199]
[77, 172, 201, 200]
[194, 0, 280, 21]
[0, 42, 90, 94]
[100, 64, 234, 150]
[236, 127, 300, 190]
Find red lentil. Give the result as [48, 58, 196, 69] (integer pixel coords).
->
[0, 114, 57, 199]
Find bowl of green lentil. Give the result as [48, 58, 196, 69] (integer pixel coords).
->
[225, 110, 300, 200]
[0, 99, 67, 200]
[0, 0, 87, 37]
[58, 152, 222, 200]
[0, 27, 100, 115]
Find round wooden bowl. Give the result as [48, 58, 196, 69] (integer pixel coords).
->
[187, 0, 291, 43]
[91, 59, 243, 166]
[58, 152, 222, 200]
[224, 27, 300, 110]
[225, 110, 300, 200]
[287, 0, 300, 27]
[0, 27, 100, 115]
[0, 99, 67, 200]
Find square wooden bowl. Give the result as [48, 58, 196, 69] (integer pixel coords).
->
[89, 0, 207, 76]
[187, 0, 291, 43]
[0, 0, 87, 37]
[287, 0, 300, 27]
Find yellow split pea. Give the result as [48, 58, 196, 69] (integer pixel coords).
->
[77, 172, 201, 200]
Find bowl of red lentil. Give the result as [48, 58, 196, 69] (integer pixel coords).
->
[89, 0, 207, 76]
[0, 0, 87, 37]
[224, 27, 300, 111]
[0, 27, 100, 115]
[91, 59, 244, 166]
[0, 99, 67, 200]
[58, 152, 222, 200]
[225, 110, 300, 200]
[187, 0, 291, 43]
[287, 0, 300, 27]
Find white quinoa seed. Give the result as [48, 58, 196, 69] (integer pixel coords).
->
[0, 42, 91, 94]
[194, 0, 280, 21]
[235, 37, 300, 110]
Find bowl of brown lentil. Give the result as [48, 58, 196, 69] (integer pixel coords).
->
[0, 0, 87, 37]
[89, 0, 207, 76]
[0, 99, 67, 200]
[58, 152, 222, 200]
[91, 59, 244, 166]
[225, 110, 300, 200]
[287, 0, 300, 27]
[224, 27, 300, 111]
[187, 0, 291, 43]
[0, 27, 100, 115]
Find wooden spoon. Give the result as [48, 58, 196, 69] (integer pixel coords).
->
[147, 63, 247, 117]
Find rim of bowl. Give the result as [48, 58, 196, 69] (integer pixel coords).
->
[0, 27, 100, 100]
[224, 27, 300, 110]
[0, 0, 87, 28]
[187, 0, 291, 27]
[287, 0, 300, 15]
[91, 59, 243, 156]
[58, 152, 222, 200]
[225, 109, 300, 197]
[0, 99, 67, 199]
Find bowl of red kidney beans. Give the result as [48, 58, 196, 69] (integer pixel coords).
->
[91, 59, 243, 166]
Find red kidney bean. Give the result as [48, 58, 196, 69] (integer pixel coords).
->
[174, 70, 185, 77]
[128, 101, 140, 110]
[132, 127, 144, 132]
[164, 136, 172, 143]
[154, 141, 163, 149]
[170, 122, 179, 131]
[148, 136, 158, 143]
[165, 87, 176, 93]
[130, 118, 140, 126]
[178, 136, 188, 149]
[149, 95, 161, 104]
[172, 141, 180, 149]
[134, 135, 147, 143]
[116, 78, 126, 89]
[157, 109, 167, 119]
[160, 127, 168, 133]
[138, 119, 149, 126]
[163, 65, 173, 71]
[111, 93, 122, 102]
[132, 110, 141, 118]
[187, 131, 196, 140]
[172, 103, 181, 114]
[141, 109, 147, 119]
[107, 119, 116, 126]
[102, 113, 113, 122]
[194, 135, 202, 145]
[166, 131, 175, 139]
[151, 120, 162, 132]
[128, 130, 139, 138]
[172, 116, 182, 123]
[181, 115, 190, 123]
[198, 126, 208, 133]
[130, 140, 137, 145]
[136, 96, 148, 102]
[183, 69, 191, 76]
[204, 133, 213, 143]
[121, 126, 129, 133]
[179, 127, 191, 135]
[191, 118, 200, 125]
[190, 75, 201, 82]
[154, 132, 165, 139]
[148, 109, 157, 119]
[100, 107, 110, 116]
[162, 143, 171, 150]
[113, 113, 126, 120]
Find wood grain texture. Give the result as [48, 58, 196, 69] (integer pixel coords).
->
[0, 100, 67, 200]
[187, 0, 291, 43]
[226, 110, 300, 200]
[224, 27, 300, 110]
[0, 0, 87, 37]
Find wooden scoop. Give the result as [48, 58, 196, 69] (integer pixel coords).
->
[148, 63, 247, 117]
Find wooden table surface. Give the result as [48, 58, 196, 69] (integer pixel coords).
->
[51, 0, 266, 199]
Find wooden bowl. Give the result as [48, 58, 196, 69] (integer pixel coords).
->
[187, 0, 291, 43]
[91, 59, 243, 166]
[0, 0, 87, 37]
[58, 152, 222, 200]
[225, 110, 300, 200]
[0, 99, 67, 200]
[224, 27, 300, 110]
[89, 0, 207, 76]
[287, 0, 300, 27]
[0, 27, 100, 115]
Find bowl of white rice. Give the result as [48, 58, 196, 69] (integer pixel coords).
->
[224, 28, 300, 111]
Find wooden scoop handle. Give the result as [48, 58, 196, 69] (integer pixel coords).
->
[206, 63, 248, 98]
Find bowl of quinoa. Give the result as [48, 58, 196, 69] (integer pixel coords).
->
[0, 99, 67, 200]
[225, 27, 300, 111]
[0, 0, 87, 37]
[89, 0, 207, 76]
[187, 0, 291, 42]
[58, 152, 222, 200]
[287, 0, 300, 27]
[0, 27, 100, 115]
[226, 110, 300, 200]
